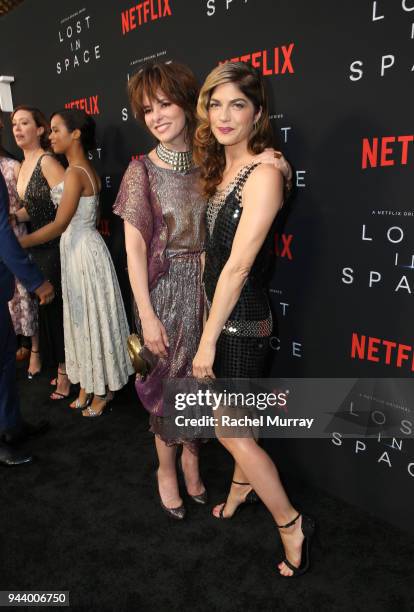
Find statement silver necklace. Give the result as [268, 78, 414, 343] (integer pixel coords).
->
[156, 142, 193, 173]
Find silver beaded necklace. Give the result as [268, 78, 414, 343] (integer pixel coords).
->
[156, 142, 193, 173]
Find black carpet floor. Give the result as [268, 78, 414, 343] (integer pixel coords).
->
[1, 365, 414, 612]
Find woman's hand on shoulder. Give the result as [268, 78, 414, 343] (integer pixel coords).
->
[256, 148, 292, 190]
[41, 154, 65, 188]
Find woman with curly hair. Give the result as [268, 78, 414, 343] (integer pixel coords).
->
[193, 61, 314, 576]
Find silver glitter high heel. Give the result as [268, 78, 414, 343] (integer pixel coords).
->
[178, 457, 208, 505]
[155, 470, 186, 520]
[70, 393, 93, 411]
[82, 391, 113, 418]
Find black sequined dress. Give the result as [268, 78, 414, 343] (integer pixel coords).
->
[23, 154, 65, 365]
[204, 163, 273, 378]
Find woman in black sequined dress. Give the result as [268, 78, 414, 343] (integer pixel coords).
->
[11, 106, 68, 398]
[193, 63, 315, 577]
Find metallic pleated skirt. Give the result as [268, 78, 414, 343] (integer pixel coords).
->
[135, 250, 204, 447]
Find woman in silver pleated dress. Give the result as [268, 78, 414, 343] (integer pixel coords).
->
[114, 62, 207, 519]
[20, 109, 133, 416]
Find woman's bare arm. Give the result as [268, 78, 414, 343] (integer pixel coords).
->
[124, 221, 169, 357]
[19, 168, 81, 247]
[193, 164, 283, 377]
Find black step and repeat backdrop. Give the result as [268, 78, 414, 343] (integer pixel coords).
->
[1, 0, 413, 532]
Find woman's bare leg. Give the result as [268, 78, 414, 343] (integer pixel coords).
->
[212, 461, 254, 518]
[181, 445, 205, 496]
[155, 436, 182, 508]
[219, 437, 305, 577]
[53, 362, 70, 396]
[28, 332, 41, 375]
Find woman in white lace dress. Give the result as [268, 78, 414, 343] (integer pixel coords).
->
[20, 109, 133, 416]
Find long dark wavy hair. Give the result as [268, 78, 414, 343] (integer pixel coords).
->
[194, 62, 274, 198]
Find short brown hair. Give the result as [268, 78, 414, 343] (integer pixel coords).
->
[11, 105, 50, 150]
[128, 61, 199, 145]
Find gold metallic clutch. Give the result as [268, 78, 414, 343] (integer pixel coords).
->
[127, 333, 153, 379]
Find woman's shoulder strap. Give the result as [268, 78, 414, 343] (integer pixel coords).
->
[234, 162, 261, 201]
[71, 165, 97, 195]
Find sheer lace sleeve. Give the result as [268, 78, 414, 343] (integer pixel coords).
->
[113, 160, 153, 250]
[113, 158, 169, 291]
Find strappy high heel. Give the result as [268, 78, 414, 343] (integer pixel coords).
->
[50, 369, 72, 400]
[82, 391, 113, 417]
[277, 513, 315, 577]
[214, 480, 258, 519]
[27, 349, 41, 379]
[178, 456, 208, 505]
[70, 393, 93, 411]
[155, 470, 186, 520]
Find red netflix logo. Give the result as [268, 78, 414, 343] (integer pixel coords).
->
[65, 95, 100, 115]
[131, 154, 145, 160]
[361, 136, 413, 169]
[121, 0, 172, 35]
[275, 233, 293, 260]
[351, 332, 414, 371]
[220, 43, 295, 76]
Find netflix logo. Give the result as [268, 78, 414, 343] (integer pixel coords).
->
[65, 95, 100, 115]
[351, 332, 414, 372]
[121, 0, 172, 35]
[362, 136, 414, 169]
[220, 43, 295, 76]
[275, 233, 293, 260]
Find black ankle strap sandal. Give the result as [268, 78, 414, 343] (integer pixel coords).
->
[216, 480, 259, 519]
[277, 513, 315, 577]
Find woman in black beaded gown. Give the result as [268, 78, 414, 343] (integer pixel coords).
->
[11, 106, 68, 399]
[193, 62, 315, 577]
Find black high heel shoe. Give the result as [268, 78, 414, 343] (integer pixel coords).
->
[215, 480, 258, 519]
[155, 470, 186, 520]
[178, 457, 208, 505]
[277, 513, 315, 577]
[27, 349, 41, 380]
